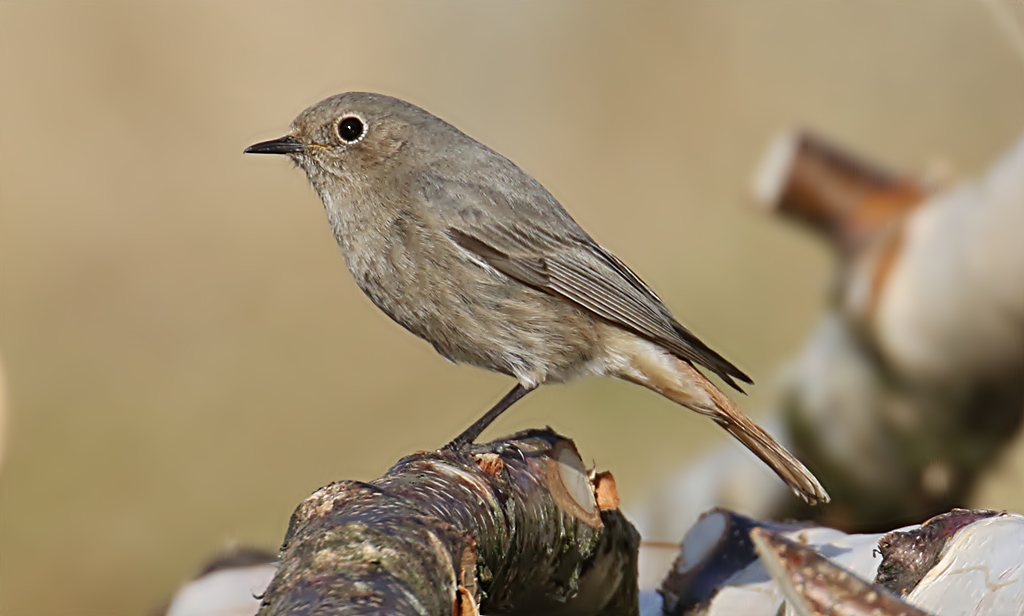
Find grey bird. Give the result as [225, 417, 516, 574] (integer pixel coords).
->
[245, 92, 829, 504]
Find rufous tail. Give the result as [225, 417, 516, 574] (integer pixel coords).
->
[615, 338, 830, 505]
[700, 380, 830, 505]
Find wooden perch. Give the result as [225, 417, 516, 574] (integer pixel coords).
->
[155, 460, 1024, 615]
[257, 429, 640, 616]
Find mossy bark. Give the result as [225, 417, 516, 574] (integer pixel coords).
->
[257, 429, 639, 616]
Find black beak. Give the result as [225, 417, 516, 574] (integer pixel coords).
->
[244, 135, 305, 155]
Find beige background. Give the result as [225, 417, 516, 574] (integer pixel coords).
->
[2, 2, 1023, 615]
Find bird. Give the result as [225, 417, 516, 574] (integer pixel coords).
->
[245, 92, 829, 504]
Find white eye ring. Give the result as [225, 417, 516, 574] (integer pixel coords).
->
[336, 114, 367, 144]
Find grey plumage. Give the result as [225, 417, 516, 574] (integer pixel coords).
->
[245, 92, 828, 504]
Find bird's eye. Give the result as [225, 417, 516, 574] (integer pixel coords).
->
[337, 116, 365, 143]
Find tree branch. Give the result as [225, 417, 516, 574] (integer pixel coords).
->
[257, 429, 640, 616]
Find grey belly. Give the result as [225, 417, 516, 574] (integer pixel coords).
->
[358, 256, 601, 385]
[433, 280, 601, 384]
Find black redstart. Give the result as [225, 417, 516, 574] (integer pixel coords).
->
[246, 92, 828, 504]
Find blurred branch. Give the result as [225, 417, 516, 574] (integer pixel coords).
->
[751, 130, 925, 254]
[655, 507, 1023, 615]
[763, 130, 1024, 528]
[630, 131, 1024, 553]
[257, 429, 640, 616]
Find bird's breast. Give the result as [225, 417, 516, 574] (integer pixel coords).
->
[320, 192, 602, 383]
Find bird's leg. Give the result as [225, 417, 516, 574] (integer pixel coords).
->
[443, 383, 536, 450]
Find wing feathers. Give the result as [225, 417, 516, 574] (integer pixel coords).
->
[446, 227, 752, 391]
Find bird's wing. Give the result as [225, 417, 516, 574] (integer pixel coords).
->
[422, 174, 753, 391]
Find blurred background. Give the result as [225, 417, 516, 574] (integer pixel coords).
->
[2, 2, 1023, 615]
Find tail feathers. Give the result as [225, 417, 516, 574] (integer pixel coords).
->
[715, 407, 829, 505]
[604, 327, 829, 504]
[696, 373, 830, 505]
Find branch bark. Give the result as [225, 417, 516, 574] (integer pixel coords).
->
[256, 429, 640, 616]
